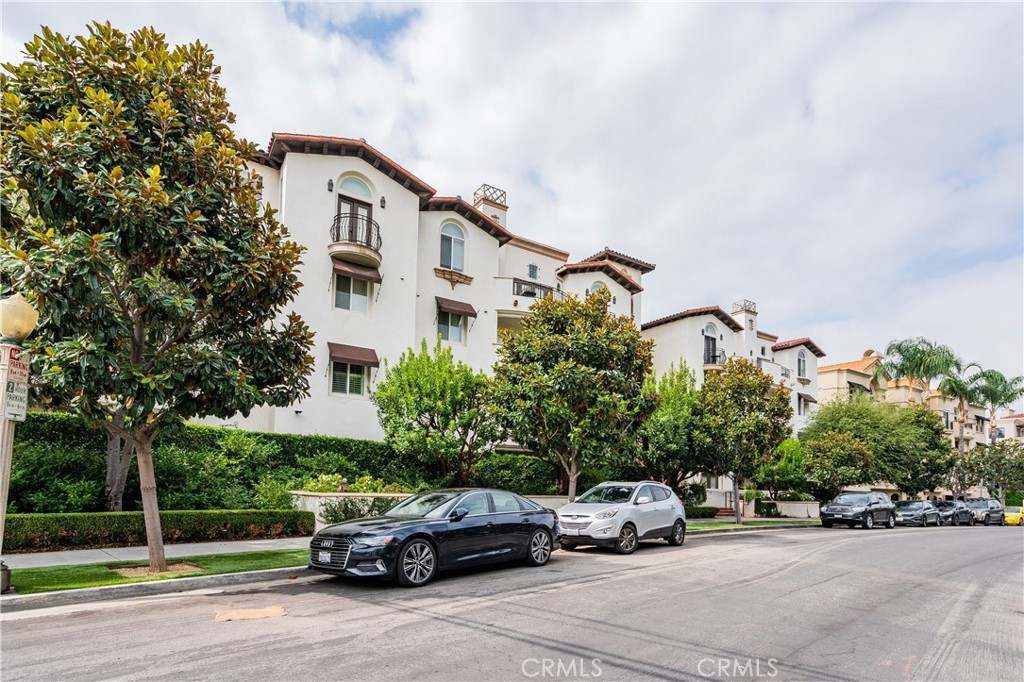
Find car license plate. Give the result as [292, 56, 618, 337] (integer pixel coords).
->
[318, 551, 331, 563]
[563, 528, 579, 536]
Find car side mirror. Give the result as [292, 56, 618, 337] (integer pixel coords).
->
[635, 496, 651, 505]
[450, 507, 469, 521]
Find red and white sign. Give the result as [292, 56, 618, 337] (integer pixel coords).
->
[7, 347, 29, 384]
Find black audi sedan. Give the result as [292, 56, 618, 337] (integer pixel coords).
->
[934, 500, 974, 526]
[308, 488, 559, 587]
[894, 500, 941, 526]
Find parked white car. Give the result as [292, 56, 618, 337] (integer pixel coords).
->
[557, 481, 686, 554]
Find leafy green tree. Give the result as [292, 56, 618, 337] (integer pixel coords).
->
[614, 362, 707, 493]
[752, 438, 807, 500]
[490, 288, 656, 500]
[803, 431, 873, 499]
[692, 358, 793, 522]
[1, 24, 314, 570]
[974, 440, 1024, 505]
[975, 370, 1024, 440]
[937, 360, 983, 455]
[944, 447, 983, 502]
[801, 396, 952, 495]
[873, 337, 957, 404]
[371, 339, 503, 485]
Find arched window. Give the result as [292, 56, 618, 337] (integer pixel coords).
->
[703, 323, 719, 364]
[587, 281, 607, 296]
[338, 176, 371, 200]
[797, 350, 807, 378]
[440, 223, 465, 272]
[704, 323, 717, 337]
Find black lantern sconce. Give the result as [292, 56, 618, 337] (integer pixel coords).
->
[327, 179, 334, 192]
[380, 196, 386, 209]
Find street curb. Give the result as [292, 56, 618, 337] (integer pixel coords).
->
[0, 565, 316, 613]
[689, 523, 819, 535]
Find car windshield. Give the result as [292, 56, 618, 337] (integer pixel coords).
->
[576, 485, 636, 504]
[1007, 507, 1021, 513]
[966, 500, 989, 509]
[386, 491, 462, 518]
[832, 493, 870, 505]
[896, 501, 923, 510]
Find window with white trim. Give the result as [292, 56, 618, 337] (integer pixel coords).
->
[334, 275, 369, 312]
[797, 395, 804, 416]
[331, 362, 367, 395]
[438, 311, 464, 343]
[440, 223, 465, 272]
[797, 350, 807, 378]
[528, 263, 539, 280]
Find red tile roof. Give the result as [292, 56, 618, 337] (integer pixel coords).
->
[425, 197, 513, 244]
[557, 260, 643, 293]
[261, 133, 436, 199]
[580, 247, 656, 273]
[641, 305, 744, 332]
[772, 338, 826, 358]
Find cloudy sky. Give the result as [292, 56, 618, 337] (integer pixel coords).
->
[3, 2, 1022, 391]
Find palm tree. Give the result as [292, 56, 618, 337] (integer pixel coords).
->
[937, 360, 983, 454]
[975, 370, 1024, 440]
[873, 338, 958, 404]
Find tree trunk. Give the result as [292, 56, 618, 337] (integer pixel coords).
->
[732, 475, 742, 524]
[134, 433, 168, 572]
[566, 455, 580, 503]
[958, 416, 967, 454]
[103, 412, 136, 511]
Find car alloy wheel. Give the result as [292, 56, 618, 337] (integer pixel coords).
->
[397, 539, 436, 587]
[863, 513, 874, 529]
[526, 530, 552, 566]
[951, 514, 959, 526]
[886, 513, 896, 529]
[615, 524, 638, 554]
[667, 520, 685, 547]
[1018, 518, 1023, 526]
[969, 515, 976, 526]
[984, 515, 990, 526]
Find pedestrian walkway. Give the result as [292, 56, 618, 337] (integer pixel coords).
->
[2, 536, 313, 569]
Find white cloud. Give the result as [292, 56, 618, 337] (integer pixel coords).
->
[2, 2, 1021, 385]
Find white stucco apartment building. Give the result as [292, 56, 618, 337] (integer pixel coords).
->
[209, 133, 649, 440]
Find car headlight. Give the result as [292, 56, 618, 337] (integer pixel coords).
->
[355, 535, 394, 547]
[851, 506, 866, 513]
[595, 508, 619, 519]
[820, 506, 827, 514]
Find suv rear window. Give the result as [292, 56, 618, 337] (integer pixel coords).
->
[652, 487, 670, 502]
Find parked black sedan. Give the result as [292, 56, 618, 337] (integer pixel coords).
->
[820, 492, 896, 529]
[894, 500, 941, 526]
[934, 500, 974, 526]
[309, 488, 559, 587]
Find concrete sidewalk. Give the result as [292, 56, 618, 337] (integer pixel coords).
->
[2, 536, 313, 569]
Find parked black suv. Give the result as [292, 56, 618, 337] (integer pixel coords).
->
[821, 492, 896, 529]
[934, 500, 974, 526]
[965, 498, 1006, 526]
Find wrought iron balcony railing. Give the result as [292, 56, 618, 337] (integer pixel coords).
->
[330, 213, 382, 251]
[512, 278, 563, 300]
[704, 349, 726, 365]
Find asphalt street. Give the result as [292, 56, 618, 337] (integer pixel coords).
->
[1, 526, 1021, 681]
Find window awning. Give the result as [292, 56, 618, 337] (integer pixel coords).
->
[798, 392, 818, 404]
[328, 342, 380, 368]
[332, 260, 382, 284]
[435, 296, 478, 318]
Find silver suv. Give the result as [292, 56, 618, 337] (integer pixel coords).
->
[557, 481, 686, 554]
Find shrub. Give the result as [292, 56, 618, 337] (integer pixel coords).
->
[301, 474, 347, 493]
[3, 510, 315, 551]
[252, 476, 297, 510]
[754, 499, 782, 518]
[677, 482, 707, 506]
[467, 453, 558, 495]
[777, 490, 816, 502]
[685, 505, 719, 519]
[318, 496, 405, 526]
[7, 443, 106, 513]
[152, 445, 252, 510]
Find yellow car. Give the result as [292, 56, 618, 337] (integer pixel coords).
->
[1005, 507, 1023, 526]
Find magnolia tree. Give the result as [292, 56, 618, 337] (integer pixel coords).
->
[490, 289, 656, 501]
[803, 431, 873, 499]
[372, 339, 503, 485]
[1, 24, 313, 570]
[692, 358, 793, 523]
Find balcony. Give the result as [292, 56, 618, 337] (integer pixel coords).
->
[703, 349, 726, 366]
[512, 278, 562, 300]
[328, 213, 382, 267]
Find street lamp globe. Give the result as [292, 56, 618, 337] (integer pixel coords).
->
[0, 293, 39, 343]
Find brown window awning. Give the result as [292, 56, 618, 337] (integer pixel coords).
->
[435, 296, 477, 318]
[328, 342, 380, 368]
[332, 260, 382, 284]
[798, 392, 818, 404]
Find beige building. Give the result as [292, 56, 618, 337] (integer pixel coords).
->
[993, 411, 1024, 443]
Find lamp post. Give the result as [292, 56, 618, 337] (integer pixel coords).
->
[0, 293, 39, 593]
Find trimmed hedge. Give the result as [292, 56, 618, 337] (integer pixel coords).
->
[3, 510, 315, 552]
[685, 506, 720, 519]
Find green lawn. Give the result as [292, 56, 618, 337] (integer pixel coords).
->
[689, 519, 819, 531]
[10, 549, 308, 595]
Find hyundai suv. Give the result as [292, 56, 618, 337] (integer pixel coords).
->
[557, 481, 686, 554]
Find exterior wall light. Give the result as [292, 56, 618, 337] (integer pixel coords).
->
[327, 179, 334, 192]
[0, 294, 39, 343]
[380, 196, 386, 209]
